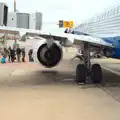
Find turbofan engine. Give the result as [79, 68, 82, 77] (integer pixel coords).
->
[33, 39, 63, 68]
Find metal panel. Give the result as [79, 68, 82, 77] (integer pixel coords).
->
[36, 12, 42, 30]
[7, 12, 17, 27]
[0, 3, 4, 26]
[17, 13, 29, 29]
[29, 13, 36, 29]
[0, 3, 8, 26]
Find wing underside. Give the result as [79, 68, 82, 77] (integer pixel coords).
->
[0, 26, 113, 50]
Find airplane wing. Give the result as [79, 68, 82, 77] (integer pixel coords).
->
[0, 26, 113, 49]
[25, 31, 113, 49]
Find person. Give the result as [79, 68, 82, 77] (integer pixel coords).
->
[8, 47, 11, 62]
[1, 55, 6, 64]
[16, 47, 21, 62]
[1, 47, 7, 58]
[21, 48, 25, 62]
[64, 28, 68, 33]
[28, 49, 34, 62]
[11, 48, 15, 63]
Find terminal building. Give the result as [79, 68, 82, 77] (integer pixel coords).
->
[74, 5, 120, 36]
[7, 12, 42, 30]
[0, 3, 42, 30]
[0, 2, 43, 49]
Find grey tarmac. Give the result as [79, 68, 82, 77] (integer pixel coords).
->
[0, 49, 120, 120]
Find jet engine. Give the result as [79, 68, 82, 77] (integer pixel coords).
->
[33, 39, 63, 68]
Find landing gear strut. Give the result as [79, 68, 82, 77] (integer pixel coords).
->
[75, 44, 102, 84]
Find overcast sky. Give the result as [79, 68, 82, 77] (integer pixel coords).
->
[1, 0, 120, 32]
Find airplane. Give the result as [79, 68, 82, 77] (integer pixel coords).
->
[0, 3, 115, 84]
[72, 31, 120, 59]
[0, 25, 114, 84]
[94, 33, 120, 59]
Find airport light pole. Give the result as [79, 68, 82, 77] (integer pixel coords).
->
[14, 0, 16, 12]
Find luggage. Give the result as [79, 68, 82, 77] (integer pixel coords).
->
[1, 57, 6, 63]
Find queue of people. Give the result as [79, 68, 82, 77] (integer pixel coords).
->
[0, 47, 34, 64]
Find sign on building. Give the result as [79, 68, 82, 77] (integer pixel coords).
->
[63, 21, 74, 28]
[58, 20, 74, 28]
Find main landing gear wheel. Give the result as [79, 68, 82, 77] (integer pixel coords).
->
[76, 64, 87, 84]
[91, 64, 102, 83]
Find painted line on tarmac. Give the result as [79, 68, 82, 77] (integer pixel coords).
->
[9, 69, 15, 76]
[101, 65, 120, 76]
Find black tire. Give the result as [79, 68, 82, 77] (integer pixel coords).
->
[76, 64, 87, 84]
[91, 64, 102, 83]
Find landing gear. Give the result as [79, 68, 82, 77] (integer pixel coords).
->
[91, 64, 102, 83]
[74, 43, 103, 84]
[76, 64, 87, 84]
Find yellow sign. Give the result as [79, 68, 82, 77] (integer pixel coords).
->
[63, 21, 74, 28]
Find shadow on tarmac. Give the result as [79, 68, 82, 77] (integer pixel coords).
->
[0, 70, 76, 87]
[0, 68, 119, 89]
[0, 59, 120, 88]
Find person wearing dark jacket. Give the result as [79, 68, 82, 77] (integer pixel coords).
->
[21, 48, 25, 62]
[11, 48, 15, 62]
[16, 47, 21, 62]
[8, 47, 11, 62]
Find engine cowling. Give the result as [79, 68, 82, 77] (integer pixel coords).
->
[33, 39, 63, 68]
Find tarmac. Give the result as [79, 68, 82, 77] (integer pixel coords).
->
[0, 48, 120, 120]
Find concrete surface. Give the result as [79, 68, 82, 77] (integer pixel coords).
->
[0, 49, 120, 120]
[92, 58, 120, 72]
[92, 58, 120, 104]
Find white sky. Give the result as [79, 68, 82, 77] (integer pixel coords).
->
[1, 0, 120, 32]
